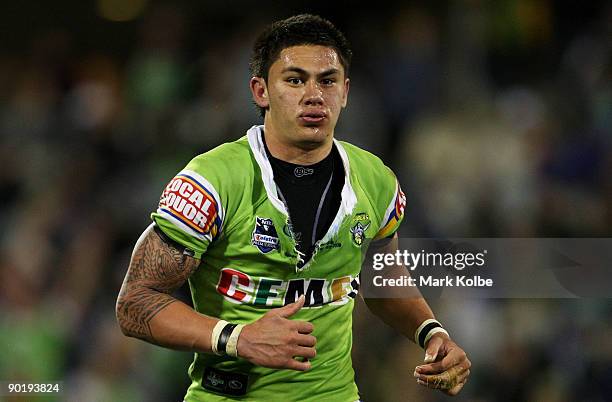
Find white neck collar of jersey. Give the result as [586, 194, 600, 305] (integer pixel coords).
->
[246, 124, 357, 241]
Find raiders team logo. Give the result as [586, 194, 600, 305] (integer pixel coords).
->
[252, 217, 280, 253]
[350, 213, 371, 246]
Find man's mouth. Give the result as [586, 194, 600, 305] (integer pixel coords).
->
[299, 111, 327, 124]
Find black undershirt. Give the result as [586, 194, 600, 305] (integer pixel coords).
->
[263, 134, 344, 268]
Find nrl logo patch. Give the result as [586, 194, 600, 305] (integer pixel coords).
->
[252, 217, 280, 253]
[350, 213, 370, 246]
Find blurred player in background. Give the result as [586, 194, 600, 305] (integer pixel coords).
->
[116, 14, 470, 400]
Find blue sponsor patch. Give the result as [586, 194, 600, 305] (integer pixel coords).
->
[252, 217, 280, 253]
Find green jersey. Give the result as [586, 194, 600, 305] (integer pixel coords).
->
[151, 125, 406, 401]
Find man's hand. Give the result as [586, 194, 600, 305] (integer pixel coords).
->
[237, 295, 316, 371]
[413, 333, 471, 396]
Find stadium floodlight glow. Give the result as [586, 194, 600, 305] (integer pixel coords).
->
[96, 0, 148, 22]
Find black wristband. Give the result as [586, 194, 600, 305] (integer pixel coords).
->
[217, 324, 238, 354]
[418, 322, 442, 348]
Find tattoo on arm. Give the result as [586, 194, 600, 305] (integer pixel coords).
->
[116, 226, 199, 342]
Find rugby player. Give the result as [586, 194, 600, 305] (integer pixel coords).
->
[116, 14, 470, 401]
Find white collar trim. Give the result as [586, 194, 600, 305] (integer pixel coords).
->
[246, 124, 357, 239]
[246, 125, 288, 214]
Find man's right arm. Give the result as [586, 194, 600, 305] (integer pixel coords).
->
[115, 224, 316, 370]
[115, 224, 216, 351]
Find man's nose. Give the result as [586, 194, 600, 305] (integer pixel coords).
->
[303, 81, 324, 106]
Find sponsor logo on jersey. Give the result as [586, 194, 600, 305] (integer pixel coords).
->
[158, 173, 220, 237]
[377, 184, 406, 238]
[252, 217, 280, 253]
[283, 223, 294, 237]
[206, 371, 224, 387]
[203, 367, 248, 397]
[228, 380, 243, 390]
[216, 268, 359, 307]
[283, 223, 302, 243]
[294, 166, 314, 177]
[350, 213, 371, 246]
[319, 239, 342, 250]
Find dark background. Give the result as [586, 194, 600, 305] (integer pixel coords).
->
[0, 1, 610, 401]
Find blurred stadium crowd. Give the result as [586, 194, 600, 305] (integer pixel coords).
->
[0, 1, 610, 401]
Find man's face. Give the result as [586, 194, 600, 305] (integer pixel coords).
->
[252, 45, 350, 148]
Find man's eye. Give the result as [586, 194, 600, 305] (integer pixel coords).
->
[287, 78, 303, 85]
[321, 79, 335, 86]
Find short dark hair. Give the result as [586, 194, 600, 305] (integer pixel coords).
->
[250, 14, 352, 116]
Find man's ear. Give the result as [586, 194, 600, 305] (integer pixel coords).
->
[250, 77, 269, 109]
[341, 77, 350, 108]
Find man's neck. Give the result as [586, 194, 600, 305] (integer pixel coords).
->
[263, 123, 333, 165]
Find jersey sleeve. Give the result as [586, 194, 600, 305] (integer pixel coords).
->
[374, 178, 406, 240]
[151, 168, 224, 259]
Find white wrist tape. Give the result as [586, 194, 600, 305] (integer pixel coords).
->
[415, 318, 449, 348]
[211, 320, 229, 356]
[424, 327, 449, 347]
[226, 324, 245, 358]
[414, 319, 439, 345]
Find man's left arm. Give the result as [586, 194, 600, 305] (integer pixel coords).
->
[362, 234, 471, 396]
